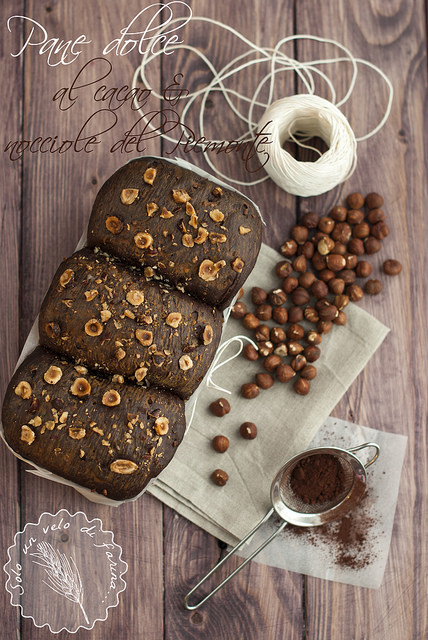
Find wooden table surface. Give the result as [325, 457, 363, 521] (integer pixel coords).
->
[1, 1, 426, 638]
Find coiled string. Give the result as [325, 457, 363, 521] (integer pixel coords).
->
[132, 22, 393, 196]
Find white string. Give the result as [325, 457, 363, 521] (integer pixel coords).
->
[206, 336, 258, 395]
[132, 20, 393, 196]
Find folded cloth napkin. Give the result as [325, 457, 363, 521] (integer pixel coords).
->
[148, 243, 390, 545]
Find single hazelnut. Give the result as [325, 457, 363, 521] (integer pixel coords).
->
[255, 304, 273, 321]
[346, 284, 364, 302]
[212, 435, 229, 453]
[334, 311, 347, 325]
[242, 313, 260, 330]
[273, 343, 288, 357]
[383, 259, 402, 275]
[160, 207, 174, 219]
[241, 383, 260, 399]
[105, 216, 123, 234]
[20, 425, 35, 444]
[347, 209, 365, 225]
[317, 236, 335, 256]
[365, 279, 383, 295]
[316, 299, 339, 321]
[84, 289, 98, 302]
[298, 271, 316, 289]
[165, 312, 182, 328]
[59, 268, 74, 287]
[298, 241, 315, 259]
[325, 254, 346, 272]
[134, 232, 154, 249]
[239, 422, 258, 439]
[232, 257, 245, 274]
[282, 276, 299, 293]
[255, 373, 274, 389]
[276, 364, 296, 383]
[331, 222, 352, 244]
[346, 192, 364, 209]
[356, 261, 372, 278]
[135, 329, 153, 346]
[102, 389, 121, 407]
[255, 325, 270, 341]
[257, 341, 274, 357]
[293, 377, 311, 395]
[116, 347, 126, 361]
[251, 287, 268, 305]
[202, 325, 214, 345]
[287, 323, 305, 340]
[84, 319, 103, 337]
[344, 253, 358, 270]
[367, 208, 385, 224]
[291, 354, 307, 372]
[304, 307, 319, 323]
[154, 417, 169, 435]
[330, 206, 347, 222]
[126, 290, 145, 306]
[212, 469, 229, 486]
[172, 188, 191, 203]
[110, 460, 139, 475]
[371, 222, 390, 240]
[243, 344, 259, 361]
[347, 238, 364, 256]
[334, 294, 349, 310]
[269, 289, 287, 306]
[270, 327, 287, 344]
[288, 306, 304, 323]
[300, 365, 317, 380]
[143, 167, 157, 184]
[301, 212, 319, 228]
[14, 381, 32, 399]
[364, 237, 381, 254]
[353, 222, 370, 239]
[198, 259, 226, 281]
[182, 233, 194, 248]
[280, 239, 298, 257]
[333, 242, 347, 256]
[304, 345, 321, 362]
[45, 321, 61, 340]
[194, 228, 209, 244]
[290, 225, 309, 245]
[365, 192, 384, 209]
[275, 261, 293, 279]
[263, 354, 282, 372]
[272, 307, 288, 324]
[120, 188, 139, 205]
[70, 377, 91, 397]
[311, 252, 327, 271]
[291, 287, 310, 306]
[179, 355, 193, 370]
[305, 330, 322, 345]
[287, 341, 304, 355]
[329, 278, 345, 295]
[337, 269, 356, 284]
[231, 301, 247, 319]
[210, 208, 225, 222]
[209, 398, 231, 417]
[317, 216, 335, 234]
[292, 255, 307, 273]
[135, 366, 148, 382]
[318, 269, 335, 283]
[317, 320, 333, 334]
[311, 280, 329, 299]
[44, 366, 63, 385]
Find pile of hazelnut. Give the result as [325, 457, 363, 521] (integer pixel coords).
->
[231, 191, 402, 397]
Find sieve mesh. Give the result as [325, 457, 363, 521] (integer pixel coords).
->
[278, 454, 355, 515]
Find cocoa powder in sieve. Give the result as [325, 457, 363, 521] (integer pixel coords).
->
[290, 454, 346, 504]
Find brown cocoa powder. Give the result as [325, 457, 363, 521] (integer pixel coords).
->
[290, 454, 346, 505]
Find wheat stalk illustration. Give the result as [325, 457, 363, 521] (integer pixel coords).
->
[30, 541, 89, 625]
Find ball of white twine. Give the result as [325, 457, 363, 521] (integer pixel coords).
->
[257, 94, 357, 196]
[132, 20, 393, 197]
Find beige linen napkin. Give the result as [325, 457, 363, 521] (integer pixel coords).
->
[148, 243, 390, 545]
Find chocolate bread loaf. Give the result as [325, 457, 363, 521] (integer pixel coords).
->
[1, 347, 186, 501]
[87, 157, 263, 309]
[39, 248, 222, 399]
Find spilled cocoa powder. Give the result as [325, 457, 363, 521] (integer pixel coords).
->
[290, 454, 346, 505]
[285, 491, 377, 570]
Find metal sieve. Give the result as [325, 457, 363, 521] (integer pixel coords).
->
[184, 442, 379, 610]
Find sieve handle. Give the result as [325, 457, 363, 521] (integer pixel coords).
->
[347, 442, 380, 468]
[184, 507, 286, 610]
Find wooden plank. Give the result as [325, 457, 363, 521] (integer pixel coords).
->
[161, 2, 303, 638]
[294, 1, 427, 639]
[0, 1, 24, 637]
[14, 2, 164, 638]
